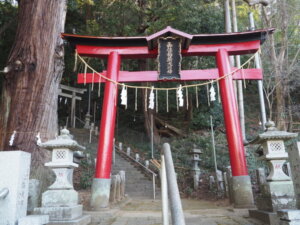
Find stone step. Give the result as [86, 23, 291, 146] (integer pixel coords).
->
[70, 128, 160, 200]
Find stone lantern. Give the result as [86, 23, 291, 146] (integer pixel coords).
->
[249, 121, 297, 224]
[34, 128, 91, 225]
[189, 146, 202, 189]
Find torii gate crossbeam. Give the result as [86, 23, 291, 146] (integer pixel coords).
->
[62, 26, 274, 209]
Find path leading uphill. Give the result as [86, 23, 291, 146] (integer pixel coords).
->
[86, 198, 264, 225]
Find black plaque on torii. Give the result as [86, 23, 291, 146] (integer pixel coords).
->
[158, 37, 182, 80]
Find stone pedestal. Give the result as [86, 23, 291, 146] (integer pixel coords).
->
[248, 121, 297, 224]
[225, 166, 234, 204]
[18, 215, 49, 225]
[0, 151, 31, 225]
[34, 129, 91, 225]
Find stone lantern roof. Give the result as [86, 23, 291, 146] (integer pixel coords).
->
[189, 149, 203, 154]
[249, 121, 298, 145]
[39, 128, 85, 151]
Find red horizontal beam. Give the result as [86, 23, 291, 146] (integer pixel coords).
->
[78, 68, 262, 84]
[76, 40, 260, 59]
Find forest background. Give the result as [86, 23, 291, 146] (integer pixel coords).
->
[0, 0, 299, 192]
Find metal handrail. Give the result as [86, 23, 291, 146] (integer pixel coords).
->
[161, 143, 186, 225]
[75, 116, 86, 125]
[115, 145, 157, 177]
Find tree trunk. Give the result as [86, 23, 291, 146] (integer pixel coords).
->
[0, 0, 67, 167]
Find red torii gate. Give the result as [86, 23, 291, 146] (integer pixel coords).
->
[62, 26, 274, 209]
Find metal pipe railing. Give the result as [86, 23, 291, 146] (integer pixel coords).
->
[162, 143, 186, 225]
[0, 188, 9, 200]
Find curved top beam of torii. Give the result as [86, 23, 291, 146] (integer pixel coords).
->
[62, 26, 274, 58]
[62, 26, 274, 83]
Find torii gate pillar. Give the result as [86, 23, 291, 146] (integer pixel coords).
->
[216, 49, 254, 208]
[90, 52, 120, 209]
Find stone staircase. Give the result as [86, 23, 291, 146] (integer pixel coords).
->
[69, 128, 160, 199]
[112, 152, 160, 199]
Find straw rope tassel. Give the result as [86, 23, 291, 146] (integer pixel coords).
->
[149, 87, 155, 110]
[9, 130, 17, 146]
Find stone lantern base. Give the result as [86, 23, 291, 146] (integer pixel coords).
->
[257, 181, 296, 212]
[41, 189, 79, 207]
[249, 181, 296, 224]
[34, 190, 91, 225]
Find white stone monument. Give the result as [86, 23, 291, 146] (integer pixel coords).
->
[34, 128, 91, 225]
[135, 153, 140, 162]
[0, 151, 31, 225]
[126, 147, 131, 156]
[249, 121, 297, 224]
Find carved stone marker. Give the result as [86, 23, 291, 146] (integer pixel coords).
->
[118, 142, 123, 151]
[34, 129, 91, 225]
[135, 153, 140, 162]
[126, 147, 131, 156]
[249, 121, 297, 224]
[119, 171, 126, 199]
[0, 151, 31, 225]
[225, 166, 234, 203]
[109, 175, 117, 203]
[216, 170, 224, 191]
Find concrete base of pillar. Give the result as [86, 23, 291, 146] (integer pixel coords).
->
[232, 175, 255, 208]
[249, 209, 278, 225]
[90, 178, 111, 210]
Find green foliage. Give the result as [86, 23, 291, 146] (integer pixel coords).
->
[79, 158, 94, 189]
[0, 1, 17, 67]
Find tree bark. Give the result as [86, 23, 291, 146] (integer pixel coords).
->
[0, 0, 67, 167]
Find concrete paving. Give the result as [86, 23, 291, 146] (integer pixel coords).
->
[86, 198, 266, 225]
